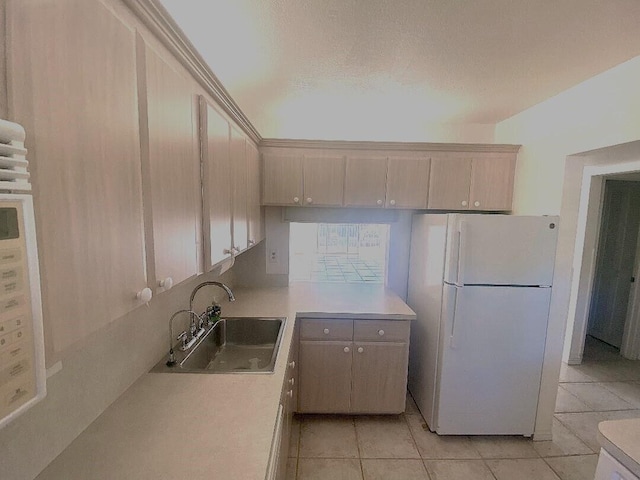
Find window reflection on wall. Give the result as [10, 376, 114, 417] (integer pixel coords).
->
[289, 223, 389, 283]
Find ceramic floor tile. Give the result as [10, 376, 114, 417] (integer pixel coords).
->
[290, 415, 301, 457]
[287, 457, 298, 479]
[533, 418, 593, 457]
[559, 363, 596, 383]
[602, 409, 640, 421]
[544, 454, 599, 480]
[297, 458, 363, 480]
[601, 382, 640, 408]
[555, 385, 591, 413]
[299, 416, 359, 459]
[554, 412, 608, 451]
[562, 382, 633, 411]
[355, 416, 420, 459]
[486, 458, 560, 480]
[405, 414, 480, 459]
[361, 459, 429, 480]
[424, 459, 495, 480]
[469, 436, 539, 459]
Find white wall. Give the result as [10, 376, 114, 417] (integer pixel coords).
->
[494, 55, 640, 439]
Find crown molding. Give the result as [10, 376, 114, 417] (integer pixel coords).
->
[123, 0, 261, 144]
[259, 138, 521, 154]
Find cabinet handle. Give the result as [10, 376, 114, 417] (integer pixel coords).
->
[378, 329, 385, 336]
[474, 201, 480, 207]
[249, 239, 255, 246]
[293, 197, 300, 204]
[288, 361, 296, 369]
[223, 248, 234, 255]
[158, 277, 173, 290]
[287, 390, 293, 398]
[306, 197, 313, 204]
[376, 199, 383, 205]
[357, 347, 364, 353]
[344, 346, 350, 353]
[136, 287, 153, 303]
[461, 200, 468, 207]
[288, 378, 295, 386]
[389, 200, 396, 206]
[323, 328, 330, 335]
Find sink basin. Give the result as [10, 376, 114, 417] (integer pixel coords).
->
[151, 317, 286, 374]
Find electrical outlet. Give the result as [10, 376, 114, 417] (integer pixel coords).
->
[269, 250, 278, 263]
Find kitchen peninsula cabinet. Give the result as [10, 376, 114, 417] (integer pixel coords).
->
[298, 318, 410, 414]
[7, 0, 149, 353]
[140, 40, 199, 291]
[428, 156, 515, 211]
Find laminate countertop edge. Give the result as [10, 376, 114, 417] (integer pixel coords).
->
[598, 418, 640, 478]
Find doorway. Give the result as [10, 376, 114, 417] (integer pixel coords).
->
[586, 180, 640, 352]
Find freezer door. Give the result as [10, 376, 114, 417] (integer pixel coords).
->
[435, 284, 550, 435]
[444, 215, 559, 286]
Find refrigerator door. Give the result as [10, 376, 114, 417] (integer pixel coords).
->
[444, 215, 559, 286]
[435, 284, 550, 435]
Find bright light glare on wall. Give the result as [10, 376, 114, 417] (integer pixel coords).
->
[289, 223, 389, 284]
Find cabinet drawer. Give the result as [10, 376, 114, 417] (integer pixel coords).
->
[300, 319, 353, 341]
[354, 320, 409, 342]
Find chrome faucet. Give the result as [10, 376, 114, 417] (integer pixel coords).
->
[189, 281, 235, 323]
[166, 309, 204, 366]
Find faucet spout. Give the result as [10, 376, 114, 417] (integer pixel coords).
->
[189, 281, 235, 314]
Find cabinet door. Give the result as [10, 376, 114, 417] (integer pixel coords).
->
[386, 157, 430, 209]
[351, 342, 409, 413]
[231, 127, 248, 253]
[262, 154, 303, 206]
[469, 157, 515, 211]
[246, 141, 263, 247]
[427, 158, 472, 210]
[298, 341, 352, 413]
[302, 155, 345, 206]
[344, 157, 388, 207]
[8, 0, 147, 353]
[200, 98, 233, 269]
[142, 42, 199, 290]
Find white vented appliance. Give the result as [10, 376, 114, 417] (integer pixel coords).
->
[0, 118, 46, 429]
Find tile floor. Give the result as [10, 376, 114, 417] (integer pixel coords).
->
[286, 337, 640, 480]
[309, 255, 384, 283]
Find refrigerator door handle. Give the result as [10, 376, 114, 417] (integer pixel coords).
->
[448, 287, 460, 349]
[456, 221, 468, 285]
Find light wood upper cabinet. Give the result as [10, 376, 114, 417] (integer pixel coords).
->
[141, 41, 199, 291]
[262, 154, 303, 205]
[246, 141, 263, 247]
[469, 157, 516, 211]
[386, 157, 431, 209]
[302, 156, 345, 206]
[428, 157, 473, 210]
[8, 0, 148, 353]
[344, 156, 388, 207]
[200, 98, 233, 269]
[428, 156, 515, 211]
[231, 127, 248, 253]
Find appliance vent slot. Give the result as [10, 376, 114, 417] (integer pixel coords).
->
[0, 119, 31, 193]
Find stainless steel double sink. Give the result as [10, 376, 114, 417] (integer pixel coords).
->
[151, 317, 286, 374]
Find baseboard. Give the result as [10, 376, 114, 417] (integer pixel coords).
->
[533, 429, 553, 441]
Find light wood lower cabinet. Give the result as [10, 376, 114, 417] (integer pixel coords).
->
[298, 319, 410, 414]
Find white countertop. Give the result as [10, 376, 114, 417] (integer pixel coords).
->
[598, 418, 640, 477]
[36, 284, 415, 480]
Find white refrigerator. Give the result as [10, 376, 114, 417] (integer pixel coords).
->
[407, 214, 559, 436]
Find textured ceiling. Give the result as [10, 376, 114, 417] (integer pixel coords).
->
[160, 0, 640, 141]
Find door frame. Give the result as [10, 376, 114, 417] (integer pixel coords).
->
[565, 160, 640, 363]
